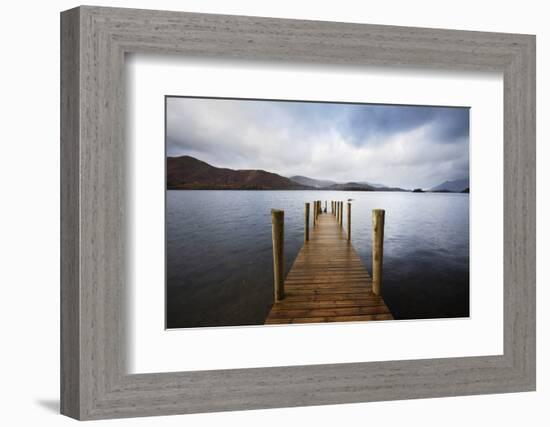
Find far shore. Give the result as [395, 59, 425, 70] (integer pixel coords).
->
[167, 187, 469, 194]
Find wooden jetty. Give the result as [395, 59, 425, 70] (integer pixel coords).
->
[266, 203, 393, 325]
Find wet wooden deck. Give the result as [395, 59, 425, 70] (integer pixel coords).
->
[265, 212, 393, 324]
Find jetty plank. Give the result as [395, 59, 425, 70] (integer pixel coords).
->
[266, 212, 393, 324]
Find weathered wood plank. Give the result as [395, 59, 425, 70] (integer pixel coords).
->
[266, 313, 394, 325]
[270, 300, 388, 310]
[268, 306, 392, 319]
[283, 293, 381, 302]
[266, 212, 393, 324]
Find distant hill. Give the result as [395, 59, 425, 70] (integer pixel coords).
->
[429, 178, 469, 193]
[374, 185, 409, 192]
[167, 156, 312, 190]
[290, 176, 408, 192]
[167, 155, 412, 192]
[289, 175, 337, 188]
[326, 182, 377, 191]
[357, 181, 386, 189]
[327, 182, 408, 192]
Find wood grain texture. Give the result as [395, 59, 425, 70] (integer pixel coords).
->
[60, 5, 536, 420]
[60, 7, 80, 419]
[266, 213, 392, 324]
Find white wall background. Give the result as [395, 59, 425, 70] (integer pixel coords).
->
[0, 0, 546, 425]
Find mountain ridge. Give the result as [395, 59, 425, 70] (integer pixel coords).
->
[429, 178, 469, 193]
[167, 156, 466, 193]
[289, 175, 337, 189]
[167, 156, 312, 190]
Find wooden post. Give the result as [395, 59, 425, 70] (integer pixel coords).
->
[347, 202, 351, 240]
[339, 202, 343, 227]
[313, 201, 317, 226]
[271, 209, 285, 302]
[316, 201, 319, 222]
[337, 201, 341, 225]
[317, 200, 320, 219]
[304, 203, 310, 242]
[324, 200, 327, 213]
[372, 209, 385, 296]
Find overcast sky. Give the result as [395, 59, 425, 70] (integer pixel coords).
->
[166, 97, 469, 189]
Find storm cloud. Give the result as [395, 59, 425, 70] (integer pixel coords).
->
[166, 97, 469, 189]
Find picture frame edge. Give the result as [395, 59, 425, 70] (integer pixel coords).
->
[60, 5, 536, 420]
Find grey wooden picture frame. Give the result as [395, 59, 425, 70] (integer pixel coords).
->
[60, 5, 536, 420]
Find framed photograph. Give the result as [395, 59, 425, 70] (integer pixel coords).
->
[163, 96, 470, 330]
[61, 6, 535, 420]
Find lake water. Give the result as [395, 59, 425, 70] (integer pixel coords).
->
[166, 190, 469, 328]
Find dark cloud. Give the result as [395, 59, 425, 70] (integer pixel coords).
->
[166, 97, 469, 189]
[343, 104, 469, 146]
[431, 108, 470, 141]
